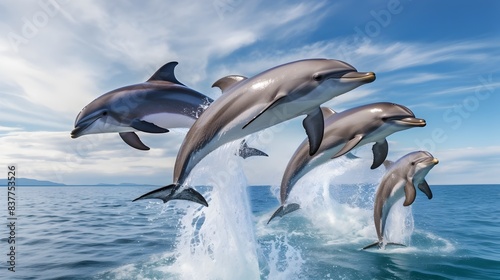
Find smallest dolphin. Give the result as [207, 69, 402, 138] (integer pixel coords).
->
[363, 151, 439, 250]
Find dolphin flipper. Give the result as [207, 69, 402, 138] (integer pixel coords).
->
[238, 140, 268, 159]
[212, 75, 247, 93]
[303, 107, 325, 156]
[267, 203, 300, 224]
[119, 132, 150, 150]
[332, 135, 363, 159]
[147, 61, 185, 86]
[418, 180, 433, 199]
[131, 119, 169, 133]
[403, 180, 417, 206]
[133, 184, 208, 207]
[242, 95, 287, 130]
[371, 139, 388, 169]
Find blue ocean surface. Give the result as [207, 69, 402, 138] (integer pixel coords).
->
[1, 155, 500, 279]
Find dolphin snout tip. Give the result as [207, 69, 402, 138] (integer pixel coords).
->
[70, 128, 81, 139]
[433, 158, 439, 164]
[365, 72, 376, 83]
[419, 119, 426, 127]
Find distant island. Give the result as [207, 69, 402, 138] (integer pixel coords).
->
[0, 178, 156, 187]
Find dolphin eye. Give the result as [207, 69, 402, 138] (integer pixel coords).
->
[102, 111, 108, 116]
[411, 162, 415, 166]
[313, 74, 323, 81]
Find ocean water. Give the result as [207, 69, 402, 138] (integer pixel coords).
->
[1, 154, 500, 279]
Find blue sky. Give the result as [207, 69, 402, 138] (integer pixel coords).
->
[0, 0, 499, 185]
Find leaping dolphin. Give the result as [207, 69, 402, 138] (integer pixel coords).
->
[133, 58, 375, 206]
[268, 102, 427, 223]
[70, 62, 266, 158]
[363, 151, 438, 250]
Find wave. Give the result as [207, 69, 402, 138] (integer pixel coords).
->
[98, 144, 455, 279]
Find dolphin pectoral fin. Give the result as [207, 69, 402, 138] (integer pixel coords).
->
[267, 203, 300, 224]
[133, 184, 208, 207]
[303, 107, 324, 156]
[131, 119, 169, 133]
[371, 139, 388, 169]
[418, 180, 433, 199]
[147, 61, 185, 86]
[242, 95, 287, 129]
[212, 75, 247, 93]
[238, 140, 268, 159]
[119, 132, 150, 151]
[362, 242, 382, 250]
[403, 180, 417, 206]
[332, 135, 363, 159]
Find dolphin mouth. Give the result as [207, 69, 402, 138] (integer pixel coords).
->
[71, 117, 100, 138]
[339, 71, 376, 83]
[71, 126, 85, 138]
[393, 117, 426, 127]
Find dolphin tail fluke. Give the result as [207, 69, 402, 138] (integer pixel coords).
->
[133, 184, 208, 207]
[362, 242, 406, 250]
[238, 140, 268, 159]
[362, 242, 381, 250]
[174, 187, 209, 207]
[267, 203, 300, 224]
[386, 242, 407, 248]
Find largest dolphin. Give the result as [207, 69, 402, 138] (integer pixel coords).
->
[133, 58, 376, 206]
[363, 151, 438, 250]
[70, 62, 266, 157]
[268, 102, 426, 223]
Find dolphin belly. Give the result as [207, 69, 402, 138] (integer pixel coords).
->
[140, 112, 196, 129]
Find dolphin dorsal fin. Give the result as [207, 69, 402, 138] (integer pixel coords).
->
[320, 107, 336, 120]
[147, 62, 185, 85]
[382, 160, 394, 169]
[212, 75, 247, 93]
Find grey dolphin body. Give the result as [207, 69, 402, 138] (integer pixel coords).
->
[363, 151, 438, 250]
[71, 62, 210, 149]
[71, 62, 266, 158]
[133, 59, 376, 206]
[268, 102, 427, 223]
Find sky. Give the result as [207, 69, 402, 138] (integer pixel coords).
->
[0, 0, 499, 186]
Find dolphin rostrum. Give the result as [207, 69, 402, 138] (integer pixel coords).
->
[363, 151, 438, 250]
[268, 102, 427, 223]
[71, 62, 266, 158]
[133, 59, 376, 206]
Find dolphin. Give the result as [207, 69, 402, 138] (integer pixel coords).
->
[268, 102, 427, 223]
[363, 151, 439, 250]
[71, 62, 266, 157]
[133, 58, 376, 206]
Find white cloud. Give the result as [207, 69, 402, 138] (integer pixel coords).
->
[0, 130, 187, 185]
